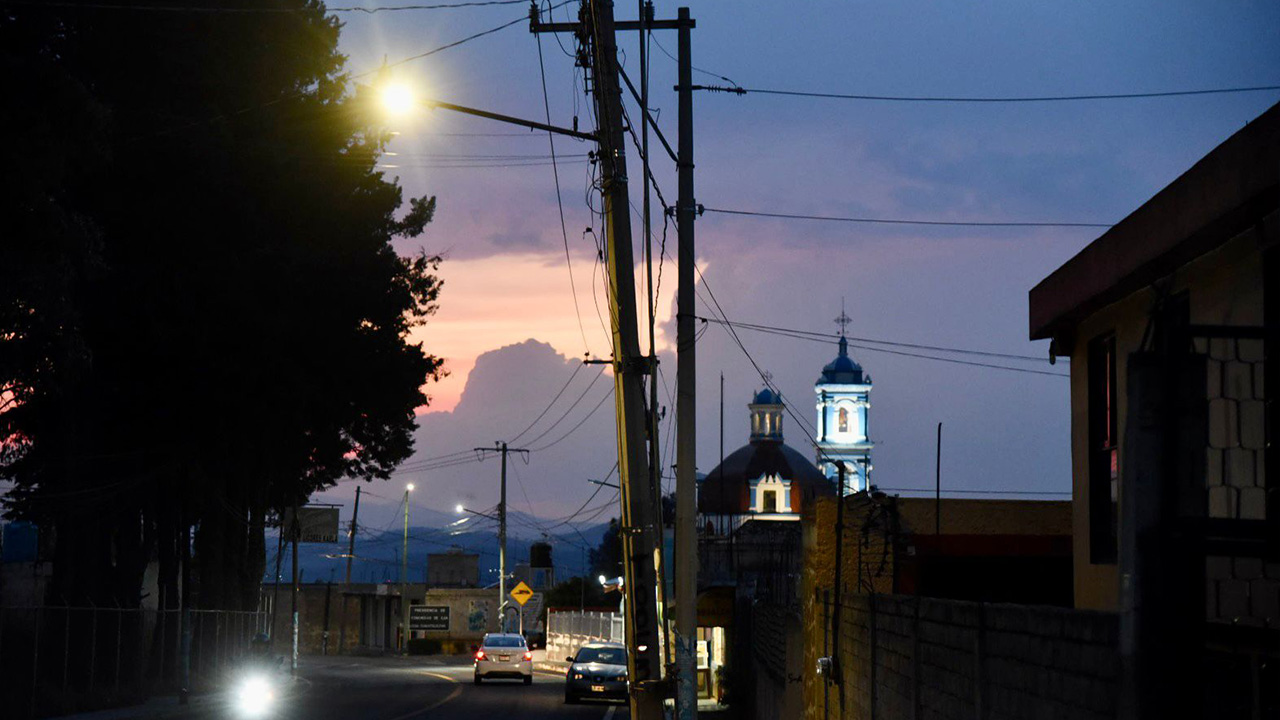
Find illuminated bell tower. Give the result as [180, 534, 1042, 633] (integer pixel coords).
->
[814, 306, 873, 495]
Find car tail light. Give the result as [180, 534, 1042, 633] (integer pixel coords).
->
[475, 650, 486, 661]
[523, 651, 533, 661]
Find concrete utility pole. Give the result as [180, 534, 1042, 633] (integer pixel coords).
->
[673, 7, 698, 718]
[475, 442, 528, 632]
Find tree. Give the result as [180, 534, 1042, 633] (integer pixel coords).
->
[1, 1, 445, 615]
[588, 518, 623, 579]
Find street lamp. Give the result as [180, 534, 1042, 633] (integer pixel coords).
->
[379, 82, 416, 117]
[401, 483, 414, 655]
[369, 77, 595, 141]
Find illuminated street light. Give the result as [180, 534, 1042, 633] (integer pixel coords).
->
[455, 503, 465, 514]
[379, 83, 416, 117]
[401, 482, 414, 655]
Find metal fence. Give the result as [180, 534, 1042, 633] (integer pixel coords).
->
[0, 605, 266, 719]
[545, 610, 624, 663]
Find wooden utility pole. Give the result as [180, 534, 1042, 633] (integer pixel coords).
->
[338, 485, 360, 653]
[591, 4, 662, 714]
[532, 5, 694, 716]
[475, 442, 528, 632]
[673, 6, 698, 718]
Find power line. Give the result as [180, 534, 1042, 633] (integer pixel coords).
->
[509, 362, 584, 444]
[521, 369, 607, 447]
[702, 206, 1111, 229]
[376, 3, 573, 74]
[692, 83, 1280, 104]
[528, 385, 615, 452]
[696, 316, 1055, 363]
[536, 30, 592, 357]
[3, 0, 529, 13]
[698, 315, 1068, 378]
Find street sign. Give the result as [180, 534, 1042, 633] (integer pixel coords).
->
[410, 605, 450, 631]
[509, 580, 534, 606]
[282, 506, 340, 543]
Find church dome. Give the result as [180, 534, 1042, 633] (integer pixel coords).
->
[752, 387, 782, 405]
[697, 440, 833, 515]
[817, 337, 865, 385]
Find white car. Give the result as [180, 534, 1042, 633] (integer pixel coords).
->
[473, 633, 533, 685]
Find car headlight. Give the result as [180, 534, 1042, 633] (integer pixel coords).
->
[573, 672, 585, 679]
[236, 676, 275, 717]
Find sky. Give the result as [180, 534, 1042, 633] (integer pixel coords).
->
[305, 0, 1280, 535]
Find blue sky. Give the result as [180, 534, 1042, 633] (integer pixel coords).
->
[310, 0, 1280, 528]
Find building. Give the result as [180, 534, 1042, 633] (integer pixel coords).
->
[426, 550, 479, 588]
[1029, 102, 1278, 717]
[802, 495, 1074, 607]
[814, 330, 873, 495]
[698, 387, 835, 530]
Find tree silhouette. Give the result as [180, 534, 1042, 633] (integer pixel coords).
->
[1, 1, 446, 614]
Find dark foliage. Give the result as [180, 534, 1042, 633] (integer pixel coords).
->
[0, 1, 446, 614]
[587, 517, 623, 579]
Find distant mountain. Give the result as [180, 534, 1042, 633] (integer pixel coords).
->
[269, 512, 613, 586]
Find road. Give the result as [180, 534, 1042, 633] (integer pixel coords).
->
[183, 655, 627, 720]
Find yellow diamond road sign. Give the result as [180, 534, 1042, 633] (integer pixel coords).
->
[510, 581, 534, 606]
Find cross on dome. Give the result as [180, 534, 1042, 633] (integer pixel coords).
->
[834, 297, 852, 337]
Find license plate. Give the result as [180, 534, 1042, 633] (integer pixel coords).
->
[591, 685, 606, 692]
[499, 655, 509, 661]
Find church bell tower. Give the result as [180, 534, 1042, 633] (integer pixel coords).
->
[814, 305, 873, 495]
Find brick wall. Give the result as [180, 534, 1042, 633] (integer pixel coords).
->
[812, 594, 1120, 720]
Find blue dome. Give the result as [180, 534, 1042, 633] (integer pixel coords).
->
[753, 387, 782, 405]
[817, 337, 865, 385]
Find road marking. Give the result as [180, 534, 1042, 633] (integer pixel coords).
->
[382, 670, 462, 720]
[603, 706, 616, 720]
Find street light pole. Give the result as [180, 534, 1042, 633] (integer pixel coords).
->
[401, 483, 414, 654]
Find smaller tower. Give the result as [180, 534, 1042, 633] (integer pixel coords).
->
[814, 305, 873, 495]
[749, 382, 784, 443]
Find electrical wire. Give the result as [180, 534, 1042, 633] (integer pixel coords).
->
[520, 368, 607, 447]
[699, 316, 1069, 378]
[5, 0, 530, 14]
[509, 362, 585, 444]
[536, 29, 593, 357]
[702, 206, 1111, 229]
[695, 316, 1054, 363]
[527, 385, 615, 452]
[691, 83, 1280, 104]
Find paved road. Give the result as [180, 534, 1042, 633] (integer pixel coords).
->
[188, 655, 627, 720]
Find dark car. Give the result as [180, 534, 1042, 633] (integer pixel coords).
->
[564, 642, 628, 704]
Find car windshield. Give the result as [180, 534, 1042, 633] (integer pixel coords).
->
[575, 647, 626, 664]
[484, 635, 526, 648]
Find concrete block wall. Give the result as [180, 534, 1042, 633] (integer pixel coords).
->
[808, 594, 1120, 720]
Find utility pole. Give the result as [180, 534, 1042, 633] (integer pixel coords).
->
[290, 504, 299, 677]
[532, 6, 693, 717]
[673, 6, 698, 718]
[475, 442, 528, 632]
[338, 485, 360, 654]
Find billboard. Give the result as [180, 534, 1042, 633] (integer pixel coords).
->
[281, 506, 340, 543]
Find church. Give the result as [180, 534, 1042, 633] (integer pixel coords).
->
[697, 313, 874, 529]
